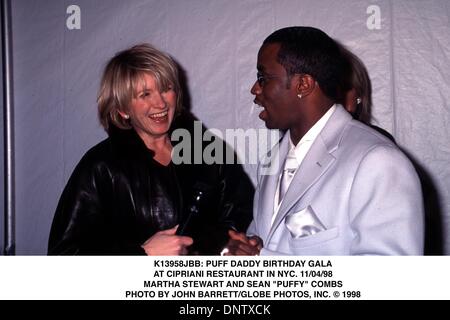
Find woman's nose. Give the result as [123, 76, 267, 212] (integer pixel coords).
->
[153, 91, 166, 108]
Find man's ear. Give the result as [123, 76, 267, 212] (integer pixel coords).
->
[294, 74, 316, 98]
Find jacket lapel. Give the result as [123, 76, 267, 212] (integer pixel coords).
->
[257, 132, 289, 241]
[266, 105, 352, 241]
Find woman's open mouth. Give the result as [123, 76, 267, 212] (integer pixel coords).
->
[149, 110, 168, 122]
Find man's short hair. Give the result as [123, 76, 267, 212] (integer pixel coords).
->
[263, 26, 343, 101]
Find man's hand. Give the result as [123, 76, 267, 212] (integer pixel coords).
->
[222, 230, 263, 256]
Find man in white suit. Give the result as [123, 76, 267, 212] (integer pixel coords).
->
[225, 26, 424, 255]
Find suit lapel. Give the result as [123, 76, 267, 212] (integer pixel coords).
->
[257, 132, 289, 241]
[269, 137, 335, 237]
[266, 105, 352, 241]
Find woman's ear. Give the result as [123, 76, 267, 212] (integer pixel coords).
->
[344, 88, 358, 113]
[118, 110, 130, 119]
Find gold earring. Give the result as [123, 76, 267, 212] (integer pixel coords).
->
[123, 114, 130, 119]
[297, 94, 302, 99]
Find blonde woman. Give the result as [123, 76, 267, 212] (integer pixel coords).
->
[48, 44, 253, 255]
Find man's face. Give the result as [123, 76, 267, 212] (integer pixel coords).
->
[251, 43, 299, 130]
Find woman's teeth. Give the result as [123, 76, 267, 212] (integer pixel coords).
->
[149, 110, 168, 119]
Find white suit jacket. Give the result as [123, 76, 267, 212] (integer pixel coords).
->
[248, 105, 424, 255]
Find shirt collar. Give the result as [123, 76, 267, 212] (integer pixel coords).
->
[289, 104, 337, 153]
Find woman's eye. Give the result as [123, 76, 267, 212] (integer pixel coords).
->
[163, 85, 173, 93]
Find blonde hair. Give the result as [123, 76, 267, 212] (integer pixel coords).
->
[97, 43, 182, 132]
[339, 45, 372, 124]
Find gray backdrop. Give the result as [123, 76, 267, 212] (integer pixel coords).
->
[3, 0, 450, 254]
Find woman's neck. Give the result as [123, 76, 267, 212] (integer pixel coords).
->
[140, 134, 173, 166]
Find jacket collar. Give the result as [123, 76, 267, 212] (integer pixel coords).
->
[107, 110, 196, 159]
[108, 126, 155, 159]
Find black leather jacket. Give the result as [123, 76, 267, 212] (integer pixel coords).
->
[48, 114, 254, 255]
